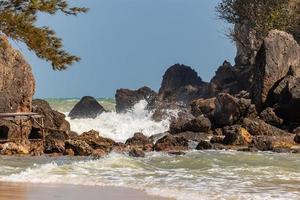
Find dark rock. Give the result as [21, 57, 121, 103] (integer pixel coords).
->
[0, 35, 35, 140]
[76, 130, 116, 153]
[149, 132, 168, 144]
[208, 61, 255, 96]
[125, 132, 153, 151]
[210, 135, 224, 144]
[170, 116, 211, 134]
[0, 120, 21, 142]
[128, 148, 145, 157]
[251, 135, 295, 151]
[115, 86, 157, 113]
[158, 64, 208, 104]
[182, 117, 211, 133]
[68, 96, 106, 119]
[190, 98, 216, 118]
[270, 74, 300, 122]
[214, 93, 256, 126]
[243, 118, 288, 136]
[65, 139, 93, 156]
[196, 140, 212, 150]
[294, 134, 300, 144]
[44, 132, 67, 154]
[176, 131, 211, 143]
[32, 99, 70, 136]
[260, 107, 283, 127]
[253, 30, 300, 109]
[222, 125, 252, 145]
[154, 134, 188, 152]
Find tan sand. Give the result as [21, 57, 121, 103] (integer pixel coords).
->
[0, 182, 174, 200]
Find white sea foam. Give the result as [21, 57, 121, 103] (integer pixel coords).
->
[0, 152, 300, 200]
[67, 100, 178, 142]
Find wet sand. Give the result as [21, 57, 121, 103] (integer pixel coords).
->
[0, 182, 173, 200]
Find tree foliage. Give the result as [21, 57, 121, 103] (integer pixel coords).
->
[216, 0, 300, 43]
[0, 0, 88, 70]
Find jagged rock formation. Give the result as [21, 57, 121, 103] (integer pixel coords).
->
[68, 96, 106, 119]
[0, 35, 35, 141]
[158, 64, 208, 104]
[115, 86, 157, 113]
[253, 30, 300, 109]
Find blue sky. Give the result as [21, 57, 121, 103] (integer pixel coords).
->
[17, 0, 235, 98]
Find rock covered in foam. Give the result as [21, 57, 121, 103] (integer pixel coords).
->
[68, 96, 106, 119]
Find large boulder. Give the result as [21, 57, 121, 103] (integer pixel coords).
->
[190, 97, 216, 118]
[213, 93, 256, 126]
[259, 107, 283, 127]
[44, 132, 68, 154]
[242, 118, 288, 136]
[209, 62, 255, 96]
[251, 135, 295, 152]
[32, 99, 70, 137]
[170, 116, 211, 134]
[0, 35, 35, 140]
[76, 130, 116, 153]
[125, 132, 153, 151]
[115, 86, 157, 113]
[158, 64, 208, 104]
[154, 134, 188, 152]
[65, 139, 93, 156]
[222, 125, 252, 146]
[68, 96, 106, 119]
[253, 30, 300, 109]
[268, 71, 300, 122]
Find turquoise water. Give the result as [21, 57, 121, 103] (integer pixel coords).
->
[45, 98, 116, 113]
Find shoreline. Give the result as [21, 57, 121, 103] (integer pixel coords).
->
[0, 182, 174, 200]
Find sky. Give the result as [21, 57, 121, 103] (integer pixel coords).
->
[17, 0, 236, 98]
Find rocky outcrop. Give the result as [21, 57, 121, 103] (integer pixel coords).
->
[170, 116, 211, 134]
[1, 142, 30, 155]
[76, 130, 116, 153]
[190, 97, 216, 118]
[209, 61, 255, 96]
[154, 134, 188, 152]
[125, 132, 153, 151]
[0, 35, 35, 113]
[65, 139, 94, 156]
[242, 118, 288, 136]
[115, 86, 157, 113]
[251, 135, 295, 152]
[213, 93, 256, 126]
[253, 30, 300, 109]
[259, 107, 283, 127]
[68, 96, 106, 119]
[222, 125, 252, 146]
[32, 99, 70, 136]
[158, 64, 208, 104]
[0, 35, 35, 140]
[44, 132, 68, 154]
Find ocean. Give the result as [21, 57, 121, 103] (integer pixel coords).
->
[0, 98, 299, 200]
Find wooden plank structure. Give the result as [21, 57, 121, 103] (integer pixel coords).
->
[0, 112, 45, 143]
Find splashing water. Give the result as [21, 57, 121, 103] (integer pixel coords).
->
[67, 100, 178, 142]
[0, 151, 300, 200]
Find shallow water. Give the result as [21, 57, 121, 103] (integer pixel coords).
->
[0, 151, 299, 200]
[15, 98, 299, 199]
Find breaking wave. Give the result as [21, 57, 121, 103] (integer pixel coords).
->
[67, 100, 178, 142]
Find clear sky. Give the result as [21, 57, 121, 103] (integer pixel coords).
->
[17, 0, 236, 98]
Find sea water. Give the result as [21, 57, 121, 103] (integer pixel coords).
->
[0, 98, 299, 200]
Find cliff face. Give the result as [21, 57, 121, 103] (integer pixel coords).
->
[0, 35, 35, 113]
[0, 35, 35, 140]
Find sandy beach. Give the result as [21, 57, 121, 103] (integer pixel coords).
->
[0, 182, 173, 200]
